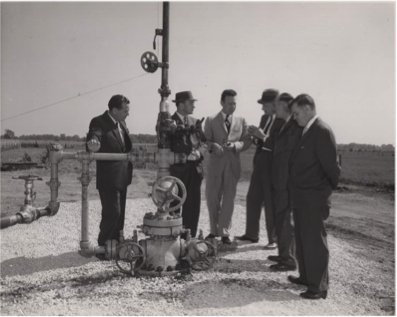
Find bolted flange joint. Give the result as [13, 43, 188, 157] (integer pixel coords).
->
[46, 178, 61, 190]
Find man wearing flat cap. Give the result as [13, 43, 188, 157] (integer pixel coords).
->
[237, 89, 284, 249]
[170, 91, 206, 238]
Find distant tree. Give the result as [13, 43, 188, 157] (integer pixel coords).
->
[4, 129, 15, 139]
[60, 134, 66, 140]
[72, 134, 80, 141]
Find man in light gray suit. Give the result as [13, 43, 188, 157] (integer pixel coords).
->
[204, 89, 251, 244]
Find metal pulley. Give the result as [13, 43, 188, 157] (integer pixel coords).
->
[140, 51, 159, 73]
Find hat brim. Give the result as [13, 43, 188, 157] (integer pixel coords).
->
[258, 99, 274, 104]
[172, 98, 197, 103]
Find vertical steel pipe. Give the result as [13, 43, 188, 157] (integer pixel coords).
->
[160, 2, 170, 98]
[78, 153, 92, 243]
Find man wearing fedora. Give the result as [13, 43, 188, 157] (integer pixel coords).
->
[236, 89, 284, 249]
[170, 91, 206, 238]
[204, 89, 251, 244]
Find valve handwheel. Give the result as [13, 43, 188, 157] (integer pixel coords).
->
[151, 176, 186, 212]
[12, 175, 43, 181]
[116, 241, 146, 275]
[140, 51, 159, 73]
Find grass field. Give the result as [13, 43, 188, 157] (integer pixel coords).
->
[1, 143, 394, 188]
[205, 146, 395, 188]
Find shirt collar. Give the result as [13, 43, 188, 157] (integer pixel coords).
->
[107, 111, 117, 125]
[222, 112, 232, 120]
[304, 114, 319, 131]
[176, 111, 186, 123]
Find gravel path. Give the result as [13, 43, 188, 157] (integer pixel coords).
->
[0, 198, 386, 315]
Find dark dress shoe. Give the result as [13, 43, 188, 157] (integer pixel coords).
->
[300, 290, 327, 300]
[288, 275, 308, 286]
[221, 236, 232, 245]
[235, 235, 259, 243]
[263, 242, 277, 250]
[205, 233, 217, 239]
[270, 263, 296, 272]
[268, 255, 282, 262]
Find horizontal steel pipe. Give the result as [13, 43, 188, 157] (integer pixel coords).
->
[0, 207, 50, 229]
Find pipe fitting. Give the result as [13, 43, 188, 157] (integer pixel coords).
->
[78, 174, 92, 187]
[77, 151, 94, 163]
[79, 240, 104, 257]
[46, 178, 61, 189]
[47, 201, 60, 216]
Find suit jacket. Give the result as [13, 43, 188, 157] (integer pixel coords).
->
[170, 112, 206, 155]
[254, 114, 284, 161]
[204, 112, 251, 179]
[170, 112, 206, 178]
[289, 117, 340, 208]
[87, 111, 133, 191]
[272, 118, 302, 191]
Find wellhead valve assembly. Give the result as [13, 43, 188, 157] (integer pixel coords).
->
[0, 2, 217, 277]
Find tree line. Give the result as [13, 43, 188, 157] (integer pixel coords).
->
[1, 129, 157, 144]
[338, 143, 394, 152]
[1, 129, 394, 150]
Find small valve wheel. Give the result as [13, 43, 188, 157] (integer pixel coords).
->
[140, 51, 159, 73]
[116, 241, 146, 275]
[12, 175, 43, 181]
[151, 176, 186, 212]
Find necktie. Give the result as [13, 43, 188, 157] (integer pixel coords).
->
[225, 115, 231, 133]
[264, 115, 273, 134]
[184, 116, 189, 127]
[117, 122, 124, 144]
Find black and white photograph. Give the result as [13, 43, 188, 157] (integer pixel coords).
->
[1, 1, 395, 315]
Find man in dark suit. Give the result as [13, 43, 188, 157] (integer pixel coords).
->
[86, 94, 133, 259]
[268, 92, 302, 272]
[236, 89, 284, 249]
[288, 93, 340, 300]
[170, 91, 206, 238]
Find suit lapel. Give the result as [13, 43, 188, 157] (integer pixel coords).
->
[216, 111, 228, 135]
[172, 112, 183, 125]
[229, 114, 237, 135]
[291, 118, 318, 160]
[103, 111, 124, 148]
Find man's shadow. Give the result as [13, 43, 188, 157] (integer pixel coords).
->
[1, 252, 94, 278]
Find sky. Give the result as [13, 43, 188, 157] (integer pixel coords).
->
[1, 1, 395, 146]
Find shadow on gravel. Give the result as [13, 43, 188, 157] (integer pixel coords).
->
[215, 258, 276, 273]
[141, 278, 301, 308]
[1, 251, 93, 277]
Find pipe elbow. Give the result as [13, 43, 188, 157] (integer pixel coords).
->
[79, 241, 105, 258]
[47, 201, 60, 216]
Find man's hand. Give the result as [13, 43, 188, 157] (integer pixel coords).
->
[222, 142, 236, 152]
[248, 125, 266, 140]
[87, 138, 100, 152]
[211, 143, 224, 157]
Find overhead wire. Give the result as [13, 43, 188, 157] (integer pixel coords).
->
[1, 72, 150, 122]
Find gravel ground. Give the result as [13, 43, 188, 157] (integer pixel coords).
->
[0, 198, 387, 315]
